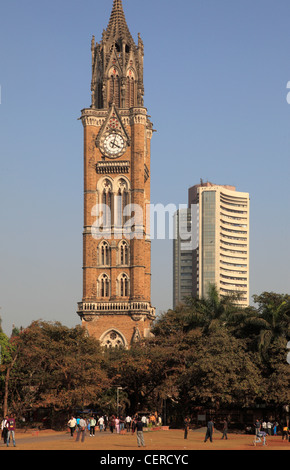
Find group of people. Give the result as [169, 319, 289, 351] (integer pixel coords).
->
[67, 413, 161, 447]
[183, 417, 290, 445]
[1, 414, 16, 447]
[255, 419, 279, 436]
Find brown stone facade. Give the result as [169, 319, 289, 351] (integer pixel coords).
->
[77, 1, 155, 347]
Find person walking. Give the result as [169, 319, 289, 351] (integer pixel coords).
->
[221, 419, 228, 440]
[76, 417, 86, 442]
[282, 424, 289, 441]
[135, 417, 145, 448]
[68, 416, 77, 437]
[90, 416, 96, 436]
[254, 419, 261, 436]
[125, 415, 132, 432]
[115, 416, 120, 434]
[1, 416, 9, 444]
[184, 417, 190, 439]
[204, 419, 214, 443]
[6, 414, 16, 447]
[109, 416, 115, 433]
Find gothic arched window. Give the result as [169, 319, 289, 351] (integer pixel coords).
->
[98, 274, 110, 298]
[126, 69, 135, 108]
[101, 330, 126, 349]
[99, 241, 110, 266]
[108, 67, 120, 107]
[116, 178, 130, 226]
[119, 240, 129, 265]
[117, 273, 130, 297]
[102, 179, 113, 228]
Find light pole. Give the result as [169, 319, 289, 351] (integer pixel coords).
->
[116, 386, 122, 415]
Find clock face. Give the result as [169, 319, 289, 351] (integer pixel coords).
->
[103, 133, 125, 157]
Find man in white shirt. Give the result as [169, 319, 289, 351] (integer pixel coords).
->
[125, 415, 132, 432]
[98, 416, 104, 432]
[67, 416, 77, 437]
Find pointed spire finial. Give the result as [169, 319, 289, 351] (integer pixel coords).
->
[105, 0, 134, 45]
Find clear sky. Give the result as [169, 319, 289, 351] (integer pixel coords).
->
[0, 0, 290, 335]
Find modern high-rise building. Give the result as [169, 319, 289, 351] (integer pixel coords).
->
[77, 0, 155, 347]
[173, 209, 193, 308]
[173, 182, 250, 308]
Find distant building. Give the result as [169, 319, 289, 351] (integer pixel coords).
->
[173, 182, 250, 308]
[173, 209, 193, 308]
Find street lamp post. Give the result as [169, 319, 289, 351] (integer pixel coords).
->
[116, 386, 122, 415]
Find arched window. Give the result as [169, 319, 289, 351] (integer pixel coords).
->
[117, 273, 129, 297]
[99, 241, 110, 266]
[98, 274, 110, 298]
[115, 178, 130, 226]
[102, 179, 113, 228]
[101, 330, 126, 349]
[119, 240, 129, 265]
[126, 69, 135, 108]
[108, 67, 120, 107]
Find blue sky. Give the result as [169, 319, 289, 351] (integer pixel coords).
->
[0, 0, 290, 335]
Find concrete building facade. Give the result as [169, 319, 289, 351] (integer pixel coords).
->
[173, 182, 250, 308]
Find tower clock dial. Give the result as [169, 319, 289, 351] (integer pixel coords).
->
[102, 132, 125, 158]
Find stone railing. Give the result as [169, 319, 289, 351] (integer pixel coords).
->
[77, 301, 155, 319]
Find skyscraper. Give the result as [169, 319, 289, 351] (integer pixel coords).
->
[77, 0, 155, 347]
[173, 182, 250, 308]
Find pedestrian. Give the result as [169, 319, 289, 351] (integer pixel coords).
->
[267, 421, 272, 435]
[109, 416, 115, 433]
[282, 425, 289, 440]
[184, 417, 190, 439]
[6, 413, 16, 447]
[97, 416, 104, 433]
[273, 422, 278, 436]
[221, 419, 228, 440]
[125, 415, 132, 432]
[134, 416, 145, 448]
[76, 417, 86, 442]
[254, 419, 261, 436]
[115, 416, 120, 433]
[120, 416, 125, 431]
[1, 416, 9, 444]
[67, 416, 77, 437]
[90, 416, 96, 436]
[131, 416, 137, 434]
[204, 419, 214, 443]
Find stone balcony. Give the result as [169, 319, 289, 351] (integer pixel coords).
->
[77, 300, 156, 321]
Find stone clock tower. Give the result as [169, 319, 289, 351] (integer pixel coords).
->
[77, 0, 156, 348]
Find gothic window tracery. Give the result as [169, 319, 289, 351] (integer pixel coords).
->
[115, 178, 130, 226]
[101, 179, 113, 227]
[126, 69, 135, 108]
[99, 240, 110, 266]
[119, 240, 129, 265]
[101, 330, 125, 349]
[108, 67, 120, 107]
[98, 273, 110, 298]
[117, 273, 130, 297]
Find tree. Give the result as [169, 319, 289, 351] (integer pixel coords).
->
[252, 292, 290, 360]
[7, 321, 110, 416]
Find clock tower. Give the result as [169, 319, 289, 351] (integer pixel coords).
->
[77, 0, 156, 348]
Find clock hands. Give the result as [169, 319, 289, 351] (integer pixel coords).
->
[110, 135, 122, 150]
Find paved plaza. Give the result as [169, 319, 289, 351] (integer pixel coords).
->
[1, 428, 289, 451]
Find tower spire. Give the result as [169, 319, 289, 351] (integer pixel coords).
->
[104, 0, 134, 45]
